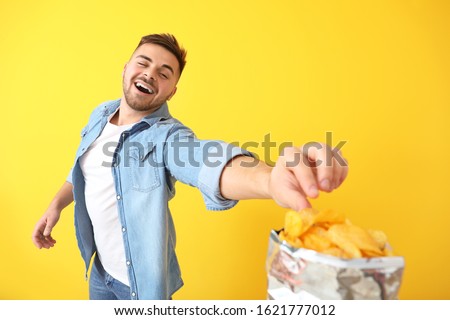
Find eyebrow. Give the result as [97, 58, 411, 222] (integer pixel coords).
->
[136, 55, 175, 75]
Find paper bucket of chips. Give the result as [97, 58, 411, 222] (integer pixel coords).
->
[266, 209, 405, 300]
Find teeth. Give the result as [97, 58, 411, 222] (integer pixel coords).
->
[136, 82, 154, 94]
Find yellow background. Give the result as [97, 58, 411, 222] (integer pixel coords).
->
[0, 0, 449, 299]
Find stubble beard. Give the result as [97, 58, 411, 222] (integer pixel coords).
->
[122, 78, 166, 113]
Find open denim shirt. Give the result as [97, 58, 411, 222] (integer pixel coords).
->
[67, 99, 253, 299]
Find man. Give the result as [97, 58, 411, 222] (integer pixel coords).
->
[32, 33, 348, 300]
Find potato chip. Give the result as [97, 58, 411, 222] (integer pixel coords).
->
[361, 249, 383, 257]
[284, 210, 303, 238]
[328, 224, 382, 255]
[314, 209, 346, 225]
[281, 208, 395, 259]
[279, 230, 303, 248]
[288, 236, 303, 248]
[278, 230, 288, 242]
[322, 246, 350, 259]
[302, 233, 332, 252]
[297, 208, 319, 233]
[326, 226, 363, 258]
[367, 229, 388, 250]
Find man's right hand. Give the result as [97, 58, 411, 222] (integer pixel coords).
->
[32, 181, 74, 249]
[32, 208, 61, 249]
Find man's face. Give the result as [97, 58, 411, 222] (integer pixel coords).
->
[122, 43, 180, 113]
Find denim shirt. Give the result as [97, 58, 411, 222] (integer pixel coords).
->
[67, 99, 252, 299]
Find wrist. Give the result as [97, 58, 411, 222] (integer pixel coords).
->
[48, 199, 64, 213]
[258, 161, 273, 199]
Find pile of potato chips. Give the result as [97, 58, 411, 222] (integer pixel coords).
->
[279, 208, 394, 259]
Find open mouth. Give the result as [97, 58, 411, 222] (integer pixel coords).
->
[135, 82, 154, 94]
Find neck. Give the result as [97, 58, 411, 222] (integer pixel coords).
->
[110, 99, 154, 126]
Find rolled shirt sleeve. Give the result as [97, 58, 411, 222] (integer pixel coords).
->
[164, 124, 255, 211]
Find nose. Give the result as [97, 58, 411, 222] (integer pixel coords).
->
[143, 68, 156, 81]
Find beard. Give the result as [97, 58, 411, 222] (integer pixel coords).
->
[122, 77, 168, 113]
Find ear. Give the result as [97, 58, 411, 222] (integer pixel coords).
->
[167, 86, 177, 101]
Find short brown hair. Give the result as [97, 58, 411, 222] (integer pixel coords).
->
[136, 33, 187, 76]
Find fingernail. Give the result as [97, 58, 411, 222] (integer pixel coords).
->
[331, 180, 337, 190]
[309, 185, 319, 198]
[320, 179, 331, 191]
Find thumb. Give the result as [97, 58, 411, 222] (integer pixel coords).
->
[43, 226, 53, 237]
[43, 217, 57, 237]
[275, 186, 312, 212]
[270, 164, 313, 212]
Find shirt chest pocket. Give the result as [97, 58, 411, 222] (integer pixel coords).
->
[126, 145, 161, 192]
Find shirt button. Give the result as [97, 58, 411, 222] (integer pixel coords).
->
[116, 195, 121, 200]
[131, 292, 136, 297]
[126, 260, 131, 266]
[122, 227, 126, 232]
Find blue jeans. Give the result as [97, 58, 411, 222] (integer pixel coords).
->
[89, 255, 131, 300]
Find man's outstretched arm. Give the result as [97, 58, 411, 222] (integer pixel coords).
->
[32, 181, 74, 249]
[219, 143, 348, 211]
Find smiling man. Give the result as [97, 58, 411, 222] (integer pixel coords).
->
[120, 42, 179, 119]
[32, 33, 348, 300]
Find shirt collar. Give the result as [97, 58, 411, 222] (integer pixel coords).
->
[141, 101, 172, 125]
[102, 99, 172, 125]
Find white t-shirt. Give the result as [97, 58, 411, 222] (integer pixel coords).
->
[80, 117, 134, 286]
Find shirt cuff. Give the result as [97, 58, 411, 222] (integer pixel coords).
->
[197, 141, 255, 211]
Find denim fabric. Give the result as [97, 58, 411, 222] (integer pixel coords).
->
[67, 99, 253, 299]
[89, 255, 131, 300]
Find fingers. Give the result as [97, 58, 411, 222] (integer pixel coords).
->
[269, 141, 350, 212]
[300, 142, 333, 191]
[269, 163, 312, 211]
[33, 233, 56, 249]
[43, 224, 53, 237]
[32, 220, 45, 248]
[272, 143, 349, 212]
[281, 147, 319, 198]
[32, 218, 56, 249]
[279, 184, 312, 211]
[300, 143, 349, 192]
